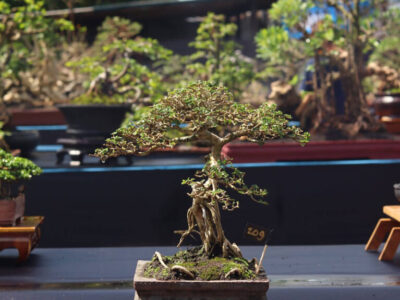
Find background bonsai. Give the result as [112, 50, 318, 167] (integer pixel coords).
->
[0, 0, 74, 114]
[160, 13, 254, 101]
[95, 81, 309, 259]
[67, 16, 172, 107]
[255, 0, 392, 137]
[0, 148, 42, 199]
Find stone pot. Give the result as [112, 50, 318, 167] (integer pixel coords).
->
[134, 260, 269, 300]
[394, 183, 400, 202]
[0, 193, 25, 226]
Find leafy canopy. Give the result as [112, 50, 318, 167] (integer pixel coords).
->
[95, 81, 309, 161]
[0, 149, 42, 182]
[0, 0, 73, 79]
[186, 13, 254, 99]
[67, 17, 172, 105]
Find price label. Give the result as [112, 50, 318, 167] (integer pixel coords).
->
[244, 223, 268, 243]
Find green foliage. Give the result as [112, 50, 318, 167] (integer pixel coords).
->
[145, 248, 256, 280]
[95, 81, 308, 160]
[185, 13, 254, 100]
[68, 17, 171, 106]
[0, 0, 73, 75]
[71, 94, 126, 105]
[0, 0, 73, 112]
[255, 26, 305, 80]
[0, 148, 42, 183]
[256, 0, 394, 135]
[268, 0, 313, 28]
[371, 36, 400, 71]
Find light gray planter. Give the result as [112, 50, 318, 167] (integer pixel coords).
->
[134, 260, 269, 300]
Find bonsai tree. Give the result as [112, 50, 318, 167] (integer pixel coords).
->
[68, 17, 172, 106]
[256, 0, 389, 137]
[0, 0, 74, 113]
[366, 7, 400, 95]
[95, 81, 309, 258]
[183, 13, 254, 101]
[0, 148, 42, 199]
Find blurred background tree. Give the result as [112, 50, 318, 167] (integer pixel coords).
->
[0, 0, 75, 117]
[67, 17, 172, 108]
[255, 0, 399, 138]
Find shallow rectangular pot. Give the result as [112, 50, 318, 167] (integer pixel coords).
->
[134, 260, 269, 300]
[0, 194, 25, 226]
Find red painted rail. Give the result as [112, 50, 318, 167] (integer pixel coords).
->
[222, 140, 400, 162]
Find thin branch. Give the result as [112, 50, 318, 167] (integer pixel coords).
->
[111, 62, 129, 83]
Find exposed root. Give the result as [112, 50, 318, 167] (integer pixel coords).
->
[232, 243, 243, 257]
[251, 257, 259, 272]
[225, 267, 242, 279]
[256, 244, 268, 275]
[171, 265, 195, 279]
[155, 251, 169, 269]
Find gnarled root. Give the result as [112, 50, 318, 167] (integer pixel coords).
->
[155, 251, 169, 269]
[175, 201, 243, 258]
[171, 265, 195, 279]
[225, 267, 242, 279]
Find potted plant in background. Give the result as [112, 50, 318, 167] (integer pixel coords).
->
[255, 0, 388, 138]
[0, 0, 76, 155]
[223, 0, 400, 163]
[366, 7, 400, 133]
[158, 12, 255, 102]
[185, 13, 255, 101]
[95, 81, 309, 299]
[57, 16, 172, 165]
[0, 149, 42, 226]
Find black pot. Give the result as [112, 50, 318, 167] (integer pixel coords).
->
[4, 130, 39, 157]
[57, 104, 132, 137]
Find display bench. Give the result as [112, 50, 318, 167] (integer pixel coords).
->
[0, 216, 44, 262]
[366, 205, 400, 260]
[1, 245, 400, 300]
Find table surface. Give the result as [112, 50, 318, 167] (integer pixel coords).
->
[1, 245, 400, 300]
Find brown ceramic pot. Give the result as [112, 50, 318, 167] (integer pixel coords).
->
[134, 260, 269, 300]
[0, 193, 25, 226]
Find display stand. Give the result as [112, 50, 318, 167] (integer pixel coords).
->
[365, 206, 400, 261]
[0, 216, 44, 262]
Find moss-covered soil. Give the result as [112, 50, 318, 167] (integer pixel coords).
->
[144, 247, 266, 281]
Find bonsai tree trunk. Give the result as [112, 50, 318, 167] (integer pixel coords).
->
[338, 40, 382, 136]
[177, 143, 243, 258]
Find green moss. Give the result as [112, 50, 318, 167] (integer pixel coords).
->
[198, 264, 221, 280]
[143, 249, 259, 281]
